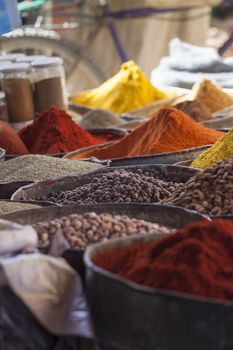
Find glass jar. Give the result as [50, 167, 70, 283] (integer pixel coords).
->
[32, 57, 67, 113]
[0, 63, 35, 122]
[0, 91, 8, 121]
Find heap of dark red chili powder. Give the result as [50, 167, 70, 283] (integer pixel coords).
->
[94, 219, 233, 302]
[18, 106, 117, 154]
[0, 121, 29, 155]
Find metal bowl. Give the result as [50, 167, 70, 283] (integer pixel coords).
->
[64, 143, 212, 165]
[0, 181, 33, 200]
[202, 115, 233, 129]
[85, 231, 232, 350]
[0, 147, 5, 161]
[86, 127, 129, 137]
[109, 145, 211, 167]
[0, 203, 206, 228]
[11, 164, 199, 202]
[0, 203, 206, 280]
[175, 160, 193, 167]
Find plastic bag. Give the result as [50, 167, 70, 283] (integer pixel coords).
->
[0, 219, 37, 256]
[0, 0, 21, 35]
[0, 254, 97, 350]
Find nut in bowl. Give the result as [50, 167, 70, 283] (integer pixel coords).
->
[11, 164, 199, 206]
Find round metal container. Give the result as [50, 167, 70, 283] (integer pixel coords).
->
[0, 203, 206, 280]
[85, 232, 232, 350]
[0, 203, 206, 228]
[11, 164, 199, 202]
[109, 146, 210, 167]
[86, 127, 129, 138]
[65, 143, 211, 164]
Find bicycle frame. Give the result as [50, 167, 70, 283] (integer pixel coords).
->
[18, 0, 233, 61]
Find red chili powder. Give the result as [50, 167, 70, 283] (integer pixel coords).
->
[18, 106, 116, 154]
[93, 219, 233, 301]
[0, 121, 29, 155]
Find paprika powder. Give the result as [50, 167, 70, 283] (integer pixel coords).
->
[0, 121, 29, 155]
[94, 219, 233, 302]
[18, 106, 119, 154]
[73, 107, 224, 160]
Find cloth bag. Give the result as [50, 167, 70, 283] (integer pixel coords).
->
[0, 0, 21, 35]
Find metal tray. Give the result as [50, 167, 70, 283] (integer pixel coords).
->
[0, 147, 5, 161]
[11, 164, 199, 202]
[68, 102, 93, 115]
[86, 127, 129, 137]
[0, 203, 205, 228]
[212, 106, 233, 119]
[0, 199, 57, 210]
[202, 115, 233, 129]
[65, 145, 211, 165]
[127, 95, 181, 118]
[109, 146, 211, 167]
[0, 181, 33, 199]
[0, 203, 206, 280]
[175, 160, 193, 167]
[85, 231, 232, 350]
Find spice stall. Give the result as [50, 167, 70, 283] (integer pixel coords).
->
[2, 40, 233, 350]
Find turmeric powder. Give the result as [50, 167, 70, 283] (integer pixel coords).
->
[192, 79, 233, 114]
[70, 107, 224, 160]
[70, 61, 168, 114]
[191, 129, 233, 169]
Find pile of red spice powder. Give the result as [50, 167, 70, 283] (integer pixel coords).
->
[18, 106, 116, 154]
[94, 219, 233, 302]
[0, 121, 29, 155]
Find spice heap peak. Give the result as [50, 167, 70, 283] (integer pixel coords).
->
[191, 128, 233, 169]
[192, 78, 233, 113]
[18, 106, 114, 154]
[73, 107, 223, 160]
[70, 61, 168, 113]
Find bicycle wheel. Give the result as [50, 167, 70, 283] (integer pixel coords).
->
[0, 28, 107, 93]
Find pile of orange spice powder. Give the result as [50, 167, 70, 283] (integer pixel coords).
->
[71, 107, 224, 160]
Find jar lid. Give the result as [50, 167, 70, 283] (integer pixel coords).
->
[0, 62, 30, 73]
[17, 55, 47, 63]
[0, 61, 14, 66]
[0, 91, 5, 100]
[0, 53, 26, 62]
[31, 57, 63, 68]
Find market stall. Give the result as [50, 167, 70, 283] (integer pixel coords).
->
[1, 7, 233, 346]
